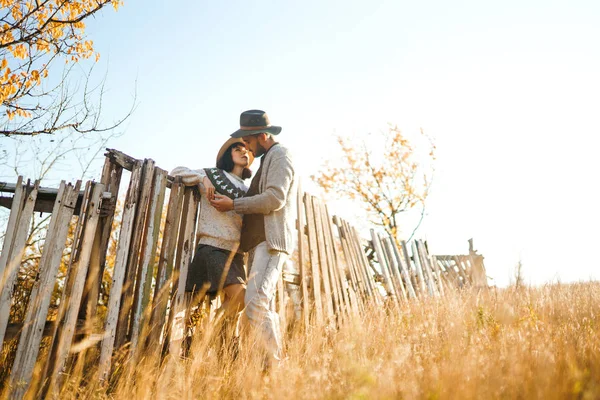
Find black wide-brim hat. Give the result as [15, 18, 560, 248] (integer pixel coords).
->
[230, 109, 282, 138]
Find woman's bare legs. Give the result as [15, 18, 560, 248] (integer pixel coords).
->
[217, 284, 245, 357]
[221, 283, 245, 316]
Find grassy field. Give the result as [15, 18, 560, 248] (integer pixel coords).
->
[49, 282, 600, 399]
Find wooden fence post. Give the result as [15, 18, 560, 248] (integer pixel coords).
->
[311, 196, 335, 323]
[0, 176, 24, 281]
[166, 188, 198, 356]
[130, 167, 167, 357]
[351, 225, 380, 303]
[390, 238, 417, 300]
[336, 220, 364, 308]
[453, 256, 470, 287]
[382, 236, 408, 302]
[115, 159, 156, 349]
[303, 192, 323, 326]
[343, 222, 370, 302]
[333, 217, 362, 315]
[78, 157, 123, 334]
[296, 184, 310, 331]
[43, 182, 104, 397]
[431, 255, 445, 296]
[98, 161, 143, 381]
[0, 178, 39, 346]
[417, 240, 439, 297]
[8, 181, 81, 399]
[370, 229, 396, 302]
[146, 179, 185, 356]
[400, 241, 420, 298]
[410, 241, 428, 296]
[322, 205, 350, 321]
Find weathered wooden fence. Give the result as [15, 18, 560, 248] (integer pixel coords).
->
[0, 148, 487, 398]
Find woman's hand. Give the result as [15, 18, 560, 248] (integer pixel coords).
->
[202, 176, 215, 201]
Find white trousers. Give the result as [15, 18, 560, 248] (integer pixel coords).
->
[245, 241, 287, 363]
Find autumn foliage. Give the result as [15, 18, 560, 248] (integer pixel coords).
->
[0, 0, 122, 135]
[313, 126, 435, 244]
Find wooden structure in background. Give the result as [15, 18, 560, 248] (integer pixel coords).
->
[0, 148, 487, 398]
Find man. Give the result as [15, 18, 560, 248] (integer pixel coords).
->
[211, 109, 296, 367]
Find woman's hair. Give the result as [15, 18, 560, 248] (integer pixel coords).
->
[218, 143, 252, 179]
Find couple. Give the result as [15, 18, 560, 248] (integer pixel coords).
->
[170, 110, 296, 366]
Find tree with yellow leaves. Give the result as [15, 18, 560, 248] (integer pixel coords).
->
[313, 126, 435, 245]
[0, 0, 125, 136]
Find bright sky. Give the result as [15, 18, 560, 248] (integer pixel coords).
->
[8, 0, 600, 287]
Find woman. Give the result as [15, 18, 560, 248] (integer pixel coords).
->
[170, 138, 253, 317]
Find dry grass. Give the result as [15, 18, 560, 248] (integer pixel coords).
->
[50, 282, 600, 399]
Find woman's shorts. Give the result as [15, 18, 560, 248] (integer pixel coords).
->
[185, 244, 246, 294]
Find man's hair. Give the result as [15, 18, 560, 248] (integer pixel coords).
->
[218, 143, 252, 179]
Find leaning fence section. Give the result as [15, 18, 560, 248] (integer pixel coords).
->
[0, 148, 487, 398]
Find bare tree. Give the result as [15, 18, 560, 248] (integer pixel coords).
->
[312, 126, 435, 244]
[0, 0, 126, 137]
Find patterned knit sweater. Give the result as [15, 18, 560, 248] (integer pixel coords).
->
[169, 166, 248, 252]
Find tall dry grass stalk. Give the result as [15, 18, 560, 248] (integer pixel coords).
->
[53, 282, 600, 399]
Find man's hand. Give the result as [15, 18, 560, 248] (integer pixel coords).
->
[210, 193, 234, 212]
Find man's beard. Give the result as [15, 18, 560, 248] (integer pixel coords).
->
[254, 142, 267, 157]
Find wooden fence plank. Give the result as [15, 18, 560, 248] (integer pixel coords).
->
[351, 225, 381, 303]
[0, 180, 38, 346]
[303, 192, 323, 326]
[0, 176, 26, 346]
[0, 176, 23, 280]
[162, 188, 192, 356]
[401, 241, 420, 298]
[44, 182, 104, 397]
[417, 240, 439, 297]
[9, 181, 81, 399]
[336, 220, 365, 310]
[295, 184, 310, 331]
[333, 217, 362, 315]
[147, 179, 185, 355]
[326, 210, 353, 319]
[382, 236, 407, 302]
[460, 256, 474, 285]
[439, 259, 457, 286]
[311, 196, 334, 322]
[78, 157, 123, 332]
[439, 258, 461, 288]
[116, 159, 156, 349]
[322, 204, 348, 321]
[342, 222, 369, 300]
[410, 241, 427, 296]
[98, 161, 143, 381]
[347, 222, 377, 307]
[370, 230, 396, 301]
[130, 167, 167, 356]
[420, 241, 440, 297]
[431, 255, 445, 296]
[380, 235, 405, 303]
[453, 256, 470, 287]
[378, 234, 402, 305]
[470, 254, 487, 287]
[390, 238, 417, 300]
[167, 188, 199, 356]
[318, 200, 344, 322]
